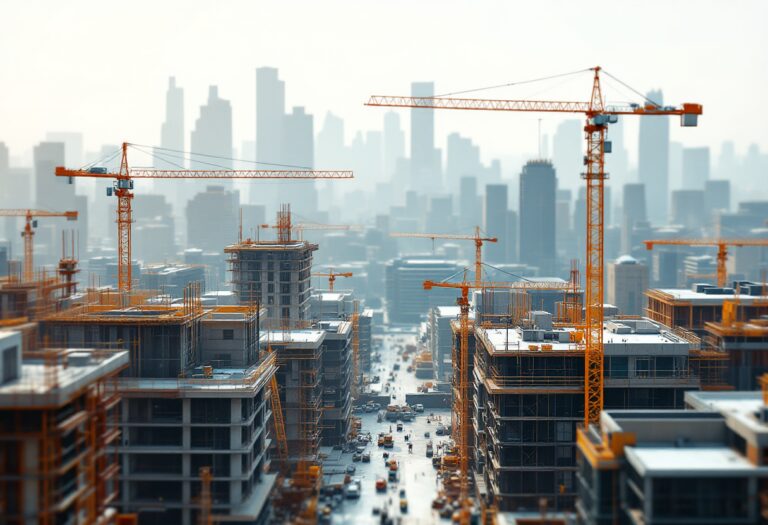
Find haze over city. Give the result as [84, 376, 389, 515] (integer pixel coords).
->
[1, 2, 767, 525]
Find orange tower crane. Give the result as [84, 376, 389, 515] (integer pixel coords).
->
[312, 269, 353, 292]
[423, 276, 573, 521]
[390, 227, 497, 287]
[369, 66, 702, 425]
[644, 238, 768, 287]
[56, 143, 353, 291]
[0, 209, 78, 282]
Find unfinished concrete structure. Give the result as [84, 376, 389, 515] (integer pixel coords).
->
[40, 291, 277, 525]
[226, 238, 317, 323]
[310, 290, 373, 373]
[645, 281, 768, 334]
[703, 315, 768, 390]
[317, 320, 353, 446]
[267, 330, 325, 464]
[577, 391, 768, 525]
[472, 315, 712, 513]
[0, 330, 129, 525]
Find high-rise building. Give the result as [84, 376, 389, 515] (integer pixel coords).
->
[410, 81, 440, 193]
[638, 89, 670, 225]
[458, 176, 481, 231]
[255, 67, 285, 213]
[34, 142, 71, 211]
[621, 183, 647, 254]
[445, 133, 480, 190]
[671, 189, 706, 230]
[682, 146, 710, 189]
[606, 116, 630, 191]
[382, 111, 405, 181]
[186, 185, 239, 253]
[704, 179, 731, 221]
[552, 119, 582, 192]
[160, 77, 185, 161]
[385, 257, 461, 324]
[280, 106, 317, 216]
[607, 255, 649, 315]
[484, 184, 508, 264]
[518, 160, 556, 275]
[190, 85, 232, 170]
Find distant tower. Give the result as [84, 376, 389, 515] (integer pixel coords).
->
[607, 255, 649, 316]
[156, 77, 185, 216]
[34, 142, 70, 211]
[484, 184, 508, 264]
[255, 67, 286, 214]
[621, 183, 647, 254]
[519, 160, 557, 275]
[410, 82, 439, 193]
[382, 111, 405, 181]
[552, 119, 582, 193]
[682, 147, 710, 190]
[281, 107, 317, 217]
[638, 89, 669, 225]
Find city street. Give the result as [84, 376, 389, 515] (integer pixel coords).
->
[327, 332, 452, 524]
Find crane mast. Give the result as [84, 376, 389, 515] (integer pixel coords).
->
[368, 66, 702, 426]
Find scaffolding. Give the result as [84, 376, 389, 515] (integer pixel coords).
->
[0, 348, 127, 525]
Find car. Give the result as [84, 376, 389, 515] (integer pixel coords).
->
[413, 403, 425, 413]
[436, 424, 446, 436]
[400, 498, 408, 512]
[346, 464, 356, 474]
[399, 488, 406, 498]
[396, 423, 404, 432]
[362, 452, 371, 462]
[426, 442, 434, 457]
[424, 431, 430, 438]
[388, 469, 398, 482]
[352, 453, 362, 462]
[372, 506, 381, 516]
[375, 478, 387, 492]
[346, 481, 361, 499]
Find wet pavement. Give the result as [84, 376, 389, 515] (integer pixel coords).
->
[326, 332, 452, 524]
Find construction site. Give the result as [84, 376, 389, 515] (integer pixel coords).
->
[2, 17, 768, 523]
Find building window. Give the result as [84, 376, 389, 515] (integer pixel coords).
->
[555, 422, 572, 442]
[280, 271, 291, 282]
[268, 296, 274, 305]
[267, 272, 274, 281]
[281, 283, 290, 294]
[2, 346, 18, 382]
[281, 295, 291, 305]
[635, 358, 651, 378]
[282, 307, 290, 318]
[223, 329, 234, 340]
[268, 284, 274, 293]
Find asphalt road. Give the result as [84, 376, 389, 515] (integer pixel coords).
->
[328, 332, 453, 525]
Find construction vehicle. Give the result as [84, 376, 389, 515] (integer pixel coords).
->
[55, 142, 353, 291]
[644, 238, 768, 287]
[391, 226, 497, 286]
[369, 66, 702, 432]
[0, 209, 78, 282]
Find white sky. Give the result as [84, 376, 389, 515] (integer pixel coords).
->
[1, 0, 766, 166]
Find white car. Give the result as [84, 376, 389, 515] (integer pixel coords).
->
[413, 403, 425, 413]
[346, 481, 361, 499]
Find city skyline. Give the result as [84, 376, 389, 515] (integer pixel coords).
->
[0, 0, 766, 164]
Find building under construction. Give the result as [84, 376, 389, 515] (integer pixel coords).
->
[317, 320, 353, 446]
[471, 313, 721, 513]
[39, 289, 278, 525]
[703, 315, 768, 390]
[645, 281, 768, 334]
[225, 214, 317, 323]
[0, 330, 129, 525]
[267, 329, 325, 464]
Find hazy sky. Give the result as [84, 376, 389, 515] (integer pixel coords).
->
[2, 0, 766, 166]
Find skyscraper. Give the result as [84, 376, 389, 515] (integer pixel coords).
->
[607, 255, 648, 316]
[156, 77, 185, 217]
[638, 89, 669, 225]
[34, 142, 71, 211]
[281, 106, 317, 216]
[445, 133, 480, 191]
[518, 160, 556, 275]
[159, 76, 184, 166]
[255, 67, 285, 213]
[552, 119, 582, 192]
[190, 86, 232, 169]
[382, 111, 405, 181]
[186, 185, 239, 253]
[458, 176, 481, 231]
[682, 146, 710, 189]
[410, 81, 439, 193]
[484, 184, 508, 264]
[621, 183, 647, 254]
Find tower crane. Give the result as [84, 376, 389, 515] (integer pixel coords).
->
[644, 238, 768, 287]
[312, 269, 353, 292]
[368, 66, 702, 426]
[390, 226, 497, 287]
[423, 275, 573, 522]
[0, 209, 78, 282]
[55, 143, 353, 292]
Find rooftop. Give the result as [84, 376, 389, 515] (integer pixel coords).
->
[0, 349, 129, 408]
[625, 446, 759, 477]
[224, 240, 317, 252]
[263, 329, 326, 348]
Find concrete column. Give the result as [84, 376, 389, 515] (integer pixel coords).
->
[182, 399, 191, 450]
[230, 476, 242, 504]
[643, 477, 653, 522]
